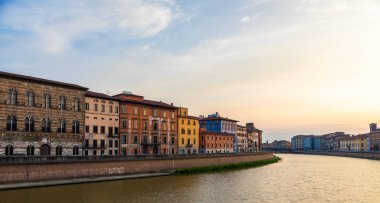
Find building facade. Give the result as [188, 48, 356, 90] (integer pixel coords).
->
[246, 123, 262, 152]
[339, 134, 367, 152]
[84, 91, 120, 156]
[115, 91, 178, 155]
[177, 107, 199, 155]
[237, 124, 248, 152]
[199, 112, 238, 152]
[0, 71, 87, 156]
[199, 128, 234, 154]
[291, 135, 305, 150]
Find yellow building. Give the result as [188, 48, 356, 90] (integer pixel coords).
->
[177, 107, 199, 154]
[339, 134, 367, 151]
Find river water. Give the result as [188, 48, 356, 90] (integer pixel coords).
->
[1, 154, 379, 203]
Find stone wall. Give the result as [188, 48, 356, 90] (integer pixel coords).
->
[291, 151, 380, 159]
[0, 153, 274, 184]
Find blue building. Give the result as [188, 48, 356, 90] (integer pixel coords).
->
[302, 136, 321, 151]
[200, 112, 239, 152]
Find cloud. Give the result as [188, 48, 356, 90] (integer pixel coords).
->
[0, 0, 180, 53]
[240, 13, 261, 23]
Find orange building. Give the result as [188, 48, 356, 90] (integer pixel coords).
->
[114, 91, 178, 155]
[199, 128, 234, 154]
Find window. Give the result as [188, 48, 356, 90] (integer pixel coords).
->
[122, 119, 127, 128]
[143, 121, 148, 130]
[6, 116, 17, 131]
[115, 140, 119, 147]
[182, 119, 184, 124]
[143, 108, 147, 116]
[134, 135, 138, 143]
[115, 106, 119, 113]
[86, 103, 89, 110]
[122, 105, 127, 114]
[153, 109, 158, 117]
[101, 140, 105, 147]
[153, 122, 158, 130]
[182, 138, 184, 145]
[115, 127, 119, 135]
[171, 112, 175, 119]
[26, 91, 35, 107]
[108, 127, 113, 136]
[85, 125, 89, 133]
[163, 111, 167, 117]
[93, 125, 98, 133]
[187, 120, 190, 125]
[109, 150, 113, 155]
[187, 129, 191, 135]
[59, 96, 66, 110]
[73, 146, 79, 155]
[133, 120, 139, 129]
[109, 140, 113, 148]
[85, 140, 89, 148]
[9, 89, 18, 105]
[56, 146, 62, 156]
[42, 118, 51, 133]
[163, 122, 167, 130]
[84, 150, 88, 156]
[58, 119, 66, 133]
[72, 120, 79, 134]
[101, 126, 106, 134]
[101, 105, 105, 112]
[181, 128, 185, 134]
[93, 140, 98, 148]
[74, 98, 80, 112]
[163, 136, 167, 144]
[171, 123, 175, 131]
[194, 138, 196, 145]
[109, 106, 113, 113]
[5, 145, 14, 156]
[193, 129, 196, 135]
[134, 107, 138, 115]
[93, 150, 97, 156]
[94, 104, 98, 111]
[25, 116, 34, 132]
[44, 94, 51, 108]
[122, 135, 127, 144]
[27, 145, 35, 156]
[171, 135, 175, 144]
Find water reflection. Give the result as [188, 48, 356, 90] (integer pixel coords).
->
[1, 154, 379, 203]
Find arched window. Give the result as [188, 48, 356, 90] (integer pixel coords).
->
[8, 89, 17, 105]
[6, 116, 17, 131]
[72, 120, 79, 134]
[5, 145, 14, 156]
[26, 91, 35, 107]
[44, 94, 51, 108]
[58, 119, 66, 133]
[40, 144, 50, 156]
[73, 146, 79, 156]
[181, 128, 185, 134]
[27, 145, 35, 156]
[73, 98, 80, 112]
[25, 116, 35, 132]
[187, 129, 191, 135]
[56, 145, 62, 156]
[42, 118, 51, 133]
[59, 96, 66, 110]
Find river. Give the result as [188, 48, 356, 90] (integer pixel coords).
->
[1, 154, 379, 203]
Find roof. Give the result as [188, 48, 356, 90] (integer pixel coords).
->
[200, 131, 235, 136]
[118, 97, 177, 109]
[200, 116, 239, 122]
[0, 70, 88, 90]
[86, 91, 120, 101]
[178, 115, 199, 120]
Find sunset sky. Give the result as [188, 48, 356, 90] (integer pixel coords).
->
[1, 0, 380, 141]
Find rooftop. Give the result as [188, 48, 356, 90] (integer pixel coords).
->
[0, 70, 88, 90]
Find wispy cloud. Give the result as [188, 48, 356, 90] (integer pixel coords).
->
[0, 0, 181, 53]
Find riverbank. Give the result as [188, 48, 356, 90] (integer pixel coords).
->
[175, 156, 280, 174]
[287, 151, 380, 160]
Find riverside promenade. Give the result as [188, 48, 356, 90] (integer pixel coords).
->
[0, 152, 274, 188]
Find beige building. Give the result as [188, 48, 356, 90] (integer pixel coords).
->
[0, 71, 87, 156]
[237, 125, 248, 152]
[84, 91, 120, 156]
[339, 134, 367, 152]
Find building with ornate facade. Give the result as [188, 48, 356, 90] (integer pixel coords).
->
[177, 107, 199, 155]
[0, 71, 87, 156]
[84, 91, 120, 156]
[114, 91, 178, 155]
[199, 128, 234, 154]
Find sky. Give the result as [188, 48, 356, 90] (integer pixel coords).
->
[1, 0, 380, 142]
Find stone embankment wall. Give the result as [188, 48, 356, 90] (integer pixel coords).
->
[290, 151, 380, 159]
[0, 153, 274, 184]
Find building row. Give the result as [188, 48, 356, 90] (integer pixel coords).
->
[0, 71, 263, 156]
[291, 124, 380, 152]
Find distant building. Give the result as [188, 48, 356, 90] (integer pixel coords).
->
[177, 107, 199, 155]
[339, 134, 367, 151]
[291, 135, 305, 150]
[246, 123, 262, 152]
[199, 128, 234, 154]
[237, 125, 248, 152]
[263, 140, 291, 151]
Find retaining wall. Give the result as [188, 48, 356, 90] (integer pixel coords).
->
[0, 153, 274, 184]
